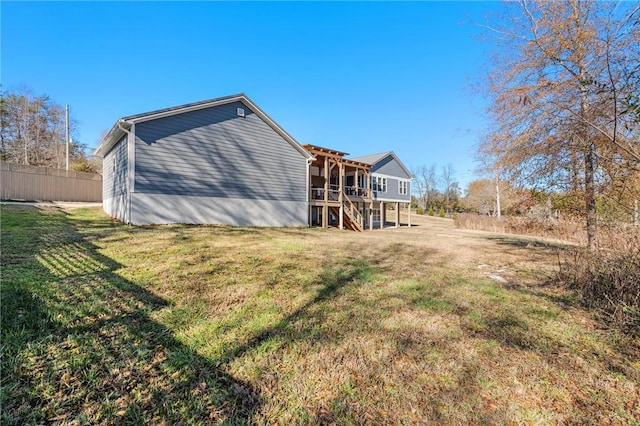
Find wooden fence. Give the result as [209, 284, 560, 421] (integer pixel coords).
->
[1, 162, 102, 202]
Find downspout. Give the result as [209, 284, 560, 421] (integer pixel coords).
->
[306, 157, 314, 227]
[117, 120, 134, 225]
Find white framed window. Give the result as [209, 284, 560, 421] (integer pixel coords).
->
[399, 180, 408, 195]
[372, 209, 381, 222]
[373, 176, 387, 192]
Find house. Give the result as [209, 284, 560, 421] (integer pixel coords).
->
[305, 144, 373, 232]
[350, 151, 413, 228]
[305, 146, 413, 231]
[94, 94, 313, 226]
[95, 94, 412, 230]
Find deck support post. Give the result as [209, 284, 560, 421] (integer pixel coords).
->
[380, 201, 385, 229]
[408, 203, 411, 227]
[395, 202, 400, 228]
[355, 169, 359, 195]
[323, 155, 329, 228]
[338, 161, 344, 230]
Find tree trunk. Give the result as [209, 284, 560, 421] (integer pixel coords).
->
[585, 141, 597, 248]
[578, 63, 597, 249]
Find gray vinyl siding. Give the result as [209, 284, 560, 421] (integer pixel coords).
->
[133, 101, 306, 202]
[372, 155, 412, 180]
[129, 193, 307, 226]
[102, 134, 129, 221]
[372, 174, 410, 202]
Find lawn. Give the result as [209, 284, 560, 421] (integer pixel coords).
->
[1, 205, 638, 425]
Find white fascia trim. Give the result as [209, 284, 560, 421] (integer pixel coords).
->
[127, 96, 246, 124]
[371, 172, 411, 181]
[375, 197, 412, 203]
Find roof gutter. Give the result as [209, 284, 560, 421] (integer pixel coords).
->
[94, 119, 132, 158]
[117, 119, 133, 138]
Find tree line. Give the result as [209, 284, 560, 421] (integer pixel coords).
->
[0, 87, 98, 172]
[410, 163, 461, 217]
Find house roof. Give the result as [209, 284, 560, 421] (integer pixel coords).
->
[94, 93, 313, 160]
[349, 152, 391, 165]
[350, 151, 414, 179]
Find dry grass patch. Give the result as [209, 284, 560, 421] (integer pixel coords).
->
[2, 206, 638, 425]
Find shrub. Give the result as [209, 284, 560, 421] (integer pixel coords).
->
[438, 207, 445, 218]
[416, 207, 424, 215]
[454, 213, 585, 244]
[428, 207, 434, 216]
[556, 226, 640, 335]
[455, 212, 640, 335]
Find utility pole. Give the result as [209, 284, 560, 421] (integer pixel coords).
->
[65, 104, 69, 171]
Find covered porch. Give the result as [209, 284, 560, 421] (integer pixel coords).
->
[305, 144, 410, 231]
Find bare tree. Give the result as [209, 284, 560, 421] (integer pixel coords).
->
[440, 163, 458, 217]
[0, 87, 87, 169]
[411, 164, 438, 211]
[411, 165, 426, 210]
[478, 0, 640, 248]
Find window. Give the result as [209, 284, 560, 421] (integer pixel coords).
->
[373, 176, 387, 192]
[399, 180, 408, 195]
[372, 209, 381, 222]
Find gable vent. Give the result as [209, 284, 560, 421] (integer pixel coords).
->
[237, 107, 245, 117]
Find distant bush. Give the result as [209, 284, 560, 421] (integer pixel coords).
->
[454, 213, 585, 244]
[428, 207, 434, 216]
[556, 226, 640, 336]
[416, 207, 424, 215]
[438, 207, 445, 218]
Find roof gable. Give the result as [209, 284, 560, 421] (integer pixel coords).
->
[94, 94, 312, 160]
[350, 151, 413, 179]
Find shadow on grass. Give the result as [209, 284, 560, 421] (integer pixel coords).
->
[486, 235, 572, 250]
[216, 259, 377, 365]
[1, 206, 259, 424]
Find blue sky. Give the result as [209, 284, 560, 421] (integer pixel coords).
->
[2, 1, 501, 190]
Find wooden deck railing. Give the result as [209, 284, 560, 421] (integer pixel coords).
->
[311, 185, 369, 200]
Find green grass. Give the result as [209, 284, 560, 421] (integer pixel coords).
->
[1, 205, 638, 425]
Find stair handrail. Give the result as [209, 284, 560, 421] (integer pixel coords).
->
[342, 190, 364, 229]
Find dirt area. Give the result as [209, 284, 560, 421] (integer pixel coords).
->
[365, 213, 565, 286]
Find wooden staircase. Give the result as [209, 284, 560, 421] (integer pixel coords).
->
[328, 191, 365, 232]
